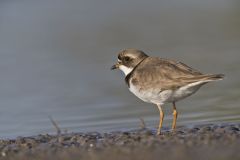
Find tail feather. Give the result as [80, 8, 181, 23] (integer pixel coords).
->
[206, 74, 225, 81]
[184, 73, 225, 88]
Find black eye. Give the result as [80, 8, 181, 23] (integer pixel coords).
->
[124, 56, 130, 61]
[118, 55, 121, 60]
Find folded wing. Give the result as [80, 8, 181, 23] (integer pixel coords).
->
[132, 57, 224, 91]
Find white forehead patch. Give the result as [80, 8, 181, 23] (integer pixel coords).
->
[119, 65, 133, 76]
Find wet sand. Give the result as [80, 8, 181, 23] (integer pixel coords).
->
[1, 123, 240, 160]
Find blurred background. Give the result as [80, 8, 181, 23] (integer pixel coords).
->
[0, 0, 240, 138]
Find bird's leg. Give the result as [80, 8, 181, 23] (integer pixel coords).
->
[172, 102, 178, 131]
[157, 104, 164, 135]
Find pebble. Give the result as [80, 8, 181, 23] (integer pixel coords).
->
[0, 123, 239, 159]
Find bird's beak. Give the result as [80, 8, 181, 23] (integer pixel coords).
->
[111, 62, 120, 70]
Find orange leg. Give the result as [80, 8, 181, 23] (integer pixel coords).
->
[157, 104, 164, 135]
[172, 102, 178, 131]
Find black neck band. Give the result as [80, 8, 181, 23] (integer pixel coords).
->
[125, 57, 148, 87]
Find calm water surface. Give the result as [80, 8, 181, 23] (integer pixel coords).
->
[0, 0, 240, 138]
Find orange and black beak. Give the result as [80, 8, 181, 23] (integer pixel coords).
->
[111, 62, 120, 70]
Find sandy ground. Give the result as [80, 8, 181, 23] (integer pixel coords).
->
[0, 123, 240, 160]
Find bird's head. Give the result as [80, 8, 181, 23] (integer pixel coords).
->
[111, 49, 148, 76]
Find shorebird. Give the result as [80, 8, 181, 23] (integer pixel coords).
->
[111, 49, 224, 135]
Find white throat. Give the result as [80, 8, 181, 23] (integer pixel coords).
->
[119, 65, 133, 76]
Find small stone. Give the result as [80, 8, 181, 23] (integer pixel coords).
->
[231, 126, 240, 131]
[1, 152, 6, 157]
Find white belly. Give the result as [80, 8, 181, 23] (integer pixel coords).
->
[129, 80, 207, 105]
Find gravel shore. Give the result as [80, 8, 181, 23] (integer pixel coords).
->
[1, 123, 240, 160]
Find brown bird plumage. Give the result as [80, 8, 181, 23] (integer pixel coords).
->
[111, 49, 224, 135]
[128, 57, 224, 91]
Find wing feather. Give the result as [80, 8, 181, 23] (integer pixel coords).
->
[131, 57, 215, 90]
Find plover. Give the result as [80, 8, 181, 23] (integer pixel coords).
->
[111, 49, 224, 135]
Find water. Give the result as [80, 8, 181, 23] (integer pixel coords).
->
[0, 0, 240, 138]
